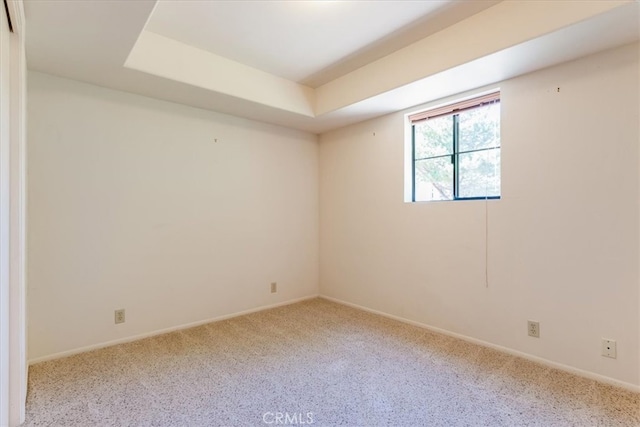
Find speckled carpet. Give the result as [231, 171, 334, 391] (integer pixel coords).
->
[25, 298, 639, 426]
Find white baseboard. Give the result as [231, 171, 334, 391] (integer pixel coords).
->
[29, 294, 320, 365]
[320, 295, 640, 393]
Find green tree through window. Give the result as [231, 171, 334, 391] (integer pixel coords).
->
[411, 95, 500, 201]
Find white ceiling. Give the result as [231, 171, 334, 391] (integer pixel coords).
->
[23, 0, 640, 134]
[146, 0, 457, 86]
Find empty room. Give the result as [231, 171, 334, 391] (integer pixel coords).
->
[1, 0, 639, 426]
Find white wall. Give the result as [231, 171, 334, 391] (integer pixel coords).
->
[27, 43, 640, 388]
[319, 43, 639, 387]
[27, 72, 319, 361]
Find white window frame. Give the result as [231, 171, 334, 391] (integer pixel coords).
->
[404, 89, 501, 203]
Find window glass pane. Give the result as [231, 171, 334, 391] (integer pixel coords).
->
[457, 148, 500, 198]
[414, 157, 453, 201]
[458, 102, 500, 153]
[413, 115, 453, 160]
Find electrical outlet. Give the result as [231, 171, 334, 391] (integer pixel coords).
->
[114, 309, 125, 324]
[528, 320, 540, 338]
[602, 339, 616, 359]
[270, 282, 277, 293]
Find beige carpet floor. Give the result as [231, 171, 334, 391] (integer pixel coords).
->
[25, 298, 639, 426]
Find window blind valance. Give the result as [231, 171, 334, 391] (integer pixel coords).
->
[409, 91, 500, 124]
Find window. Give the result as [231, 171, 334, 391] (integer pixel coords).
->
[408, 92, 500, 202]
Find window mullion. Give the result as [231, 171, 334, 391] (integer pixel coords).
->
[453, 114, 459, 199]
